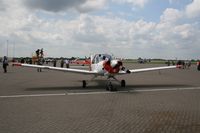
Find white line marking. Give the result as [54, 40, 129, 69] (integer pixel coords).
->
[67, 91, 116, 95]
[132, 87, 200, 92]
[67, 87, 200, 95]
[1, 87, 200, 98]
[0, 93, 66, 98]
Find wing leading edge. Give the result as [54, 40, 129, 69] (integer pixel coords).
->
[13, 63, 181, 75]
[13, 63, 97, 75]
[118, 65, 181, 74]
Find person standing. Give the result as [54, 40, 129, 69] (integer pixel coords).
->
[53, 59, 57, 67]
[37, 58, 42, 72]
[167, 60, 170, 66]
[65, 59, 69, 68]
[2, 56, 9, 73]
[36, 49, 40, 58]
[60, 59, 64, 68]
[172, 61, 175, 65]
[21, 58, 25, 63]
[187, 60, 191, 69]
[197, 61, 200, 71]
[40, 48, 44, 58]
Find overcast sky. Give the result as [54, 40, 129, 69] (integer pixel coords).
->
[0, 0, 199, 59]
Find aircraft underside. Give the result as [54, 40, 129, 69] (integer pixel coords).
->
[82, 75, 126, 91]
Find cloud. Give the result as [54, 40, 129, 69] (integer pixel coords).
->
[0, 0, 200, 59]
[23, 0, 106, 13]
[185, 0, 200, 18]
[1, 9, 200, 59]
[169, 0, 180, 4]
[0, 0, 6, 11]
[112, 0, 149, 8]
[160, 8, 183, 23]
[76, 0, 106, 13]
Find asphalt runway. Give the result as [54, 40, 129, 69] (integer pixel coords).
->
[0, 63, 200, 133]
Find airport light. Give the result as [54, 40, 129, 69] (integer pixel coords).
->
[13, 41, 15, 58]
[6, 40, 9, 57]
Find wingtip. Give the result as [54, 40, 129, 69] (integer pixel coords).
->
[126, 70, 131, 73]
[176, 65, 182, 69]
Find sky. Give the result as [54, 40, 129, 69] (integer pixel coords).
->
[0, 0, 200, 59]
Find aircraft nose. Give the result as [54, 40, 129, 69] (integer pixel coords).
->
[103, 60, 123, 73]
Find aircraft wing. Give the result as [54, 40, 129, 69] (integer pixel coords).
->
[118, 65, 181, 74]
[13, 63, 97, 75]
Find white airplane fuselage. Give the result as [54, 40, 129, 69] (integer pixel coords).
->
[90, 54, 123, 77]
[91, 61, 107, 76]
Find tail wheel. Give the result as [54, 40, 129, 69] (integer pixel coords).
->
[82, 80, 86, 88]
[121, 80, 126, 87]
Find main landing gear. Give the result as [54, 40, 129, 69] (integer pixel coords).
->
[106, 81, 116, 91]
[81, 79, 126, 91]
[105, 79, 126, 91]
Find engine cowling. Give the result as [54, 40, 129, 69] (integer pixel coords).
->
[103, 60, 123, 73]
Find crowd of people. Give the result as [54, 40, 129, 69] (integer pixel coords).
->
[176, 60, 193, 69]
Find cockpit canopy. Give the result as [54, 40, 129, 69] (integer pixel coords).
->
[92, 54, 112, 64]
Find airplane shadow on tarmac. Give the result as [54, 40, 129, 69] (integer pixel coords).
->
[25, 79, 192, 92]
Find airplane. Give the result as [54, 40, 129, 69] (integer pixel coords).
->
[69, 57, 91, 66]
[13, 54, 182, 91]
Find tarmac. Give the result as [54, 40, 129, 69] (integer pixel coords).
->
[0, 63, 200, 133]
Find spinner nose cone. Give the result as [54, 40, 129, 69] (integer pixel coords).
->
[111, 60, 118, 67]
[111, 60, 123, 69]
[111, 60, 123, 68]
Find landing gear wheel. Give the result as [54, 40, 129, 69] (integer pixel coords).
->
[107, 82, 113, 91]
[106, 82, 117, 91]
[82, 80, 86, 88]
[121, 80, 126, 87]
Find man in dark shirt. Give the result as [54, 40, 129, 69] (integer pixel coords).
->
[2, 56, 8, 73]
